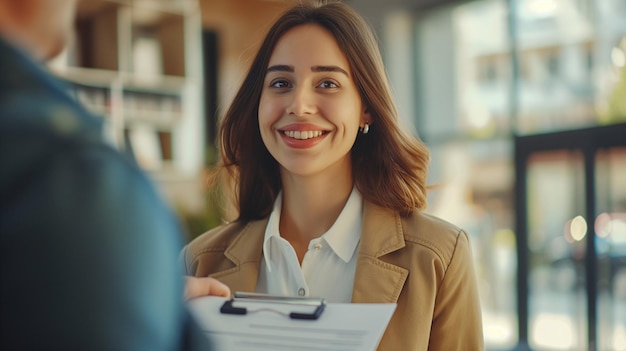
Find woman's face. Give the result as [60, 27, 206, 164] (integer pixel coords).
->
[258, 24, 369, 179]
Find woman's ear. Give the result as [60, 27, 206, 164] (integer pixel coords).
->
[359, 108, 372, 134]
[362, 107, 372, 125]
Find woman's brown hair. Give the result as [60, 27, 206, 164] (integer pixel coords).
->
[216, 0, 430, 221]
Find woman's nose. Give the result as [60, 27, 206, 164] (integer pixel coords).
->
[286, 86, 316, 117]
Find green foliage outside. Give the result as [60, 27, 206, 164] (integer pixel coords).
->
[600, 37, 626, 124]
[601, 63, 626, 123]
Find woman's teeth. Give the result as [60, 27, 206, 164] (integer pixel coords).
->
[283, 130, 323, 140]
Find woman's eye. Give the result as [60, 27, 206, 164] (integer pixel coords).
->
[318, 81, 338, 89]
[270, 80, 290, 88]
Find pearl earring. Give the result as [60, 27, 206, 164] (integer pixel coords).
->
[362, 123, 369, 134]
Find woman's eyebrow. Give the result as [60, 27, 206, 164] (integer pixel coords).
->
[311, 65, 348, 76]
[267, 65, 293, 73]
[266, 65, 348, 77]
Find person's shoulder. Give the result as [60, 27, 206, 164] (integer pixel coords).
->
[185, 221, 249, 256]
[0, 81, 111, 184]
[0, 94, 103, 147]
[2, 116, 144, 196]
[400, 210, 468, 263]
[0, 102, 151, 217]
[182, 218, 267, 275]
[0, 43, 103, 148]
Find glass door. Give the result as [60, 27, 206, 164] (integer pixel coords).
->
[515, 123, 626, 351]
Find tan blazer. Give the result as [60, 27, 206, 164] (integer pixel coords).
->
[182, 201, 484, 351]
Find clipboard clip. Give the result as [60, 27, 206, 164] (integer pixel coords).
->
[220, 292, 326, 320]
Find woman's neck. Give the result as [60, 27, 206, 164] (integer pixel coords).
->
[278, 167, 353, 261]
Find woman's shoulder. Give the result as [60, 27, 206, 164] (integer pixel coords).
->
[184, 218, 268, 256]
[400, 210, 471, 263]
[182, 218, 267, 276]
[185, 221, 248, 255]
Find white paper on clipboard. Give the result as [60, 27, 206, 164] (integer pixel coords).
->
[187, 295, 396, 351]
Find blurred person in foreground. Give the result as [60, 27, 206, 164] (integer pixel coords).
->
[182, 1, 483, 350]
[0, 0, 228, 349]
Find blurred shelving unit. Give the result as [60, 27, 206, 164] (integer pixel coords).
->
[49, 0, 206, 213]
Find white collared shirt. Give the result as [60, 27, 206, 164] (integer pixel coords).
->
[255, 188, 363, 303]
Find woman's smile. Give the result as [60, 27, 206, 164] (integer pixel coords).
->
[277, 123, 331, 149]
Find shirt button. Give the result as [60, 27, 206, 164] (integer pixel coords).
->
[298, 288, 306, 296]
[314, 243, 322, 251]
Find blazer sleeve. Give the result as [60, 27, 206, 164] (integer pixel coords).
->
[428, 230, 484, 351]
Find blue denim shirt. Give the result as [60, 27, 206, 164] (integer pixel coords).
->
[0, 37, 211, 350]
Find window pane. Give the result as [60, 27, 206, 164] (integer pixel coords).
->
[455, 0, 512, 136]
[515, 0, 626, 133]
[416, 0, 510, 138]
[527, 150, 587, 350]
[595, 147, 626, 351]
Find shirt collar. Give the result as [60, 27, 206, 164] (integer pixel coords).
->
[262, 188, 363, 270]
[262, 194, 283, 272]
[320, 188, 363, 263]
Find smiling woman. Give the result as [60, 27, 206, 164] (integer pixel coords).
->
[259, 24, 366, 179]
[181, 1, 484, 350]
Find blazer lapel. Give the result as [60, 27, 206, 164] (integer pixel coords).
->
[213, 219, 268, 293]
[352, 201, 409, 303]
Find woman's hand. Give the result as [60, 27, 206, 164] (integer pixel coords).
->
[184, 276, 231, 301]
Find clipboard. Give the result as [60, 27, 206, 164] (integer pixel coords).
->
[220, 292, 326, 320]
[189, 295, 397, 351]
